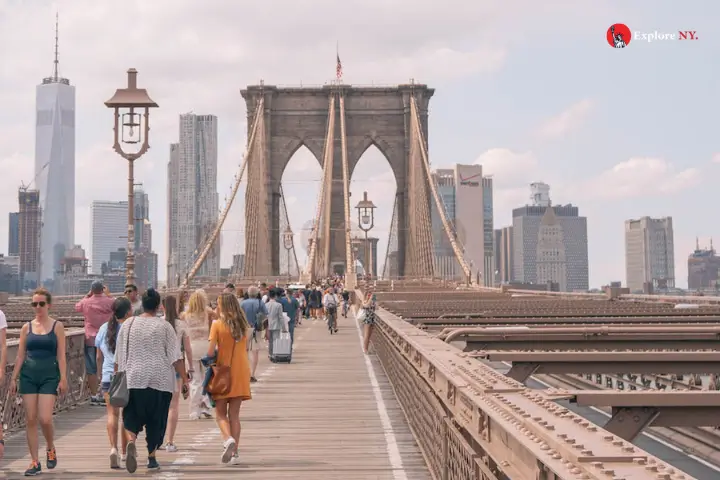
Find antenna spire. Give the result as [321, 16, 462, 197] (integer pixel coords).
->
[53, 12, 59, 81]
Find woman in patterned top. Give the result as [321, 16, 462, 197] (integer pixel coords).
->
[114, 288, 188, 473]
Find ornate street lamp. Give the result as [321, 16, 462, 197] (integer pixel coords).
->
[283, 226, 294, 281]
[355, 191, 376, 278]
[105, 69, 158, 284]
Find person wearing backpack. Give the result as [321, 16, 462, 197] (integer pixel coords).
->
[239, 286, 267, 383]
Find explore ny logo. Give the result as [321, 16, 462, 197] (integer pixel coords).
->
[607, 23, 698, 48]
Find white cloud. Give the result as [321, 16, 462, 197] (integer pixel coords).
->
[474, 149, 538, 186]
[472, 148, 540, 226]
[535, 99, 594, 139]
[582, 157, 701, 200]
[712, 153, 720, 164]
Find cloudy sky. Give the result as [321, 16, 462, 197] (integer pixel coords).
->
[0, 0, 716, 288]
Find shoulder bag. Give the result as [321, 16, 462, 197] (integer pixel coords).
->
[108, 318, 134, 408]
[207, 336, 236, 397]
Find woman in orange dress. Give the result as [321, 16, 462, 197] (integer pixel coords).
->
[207, 293, 252, 465]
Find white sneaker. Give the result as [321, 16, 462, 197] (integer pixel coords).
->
[165, 443, 178, 453]
[221, 438, 236, 464]
[230, 453, 241, 465]
[110, 448, 119, 469]
[188, 412, 200, 420]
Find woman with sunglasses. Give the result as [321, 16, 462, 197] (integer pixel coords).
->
[10, 287, 68, 476]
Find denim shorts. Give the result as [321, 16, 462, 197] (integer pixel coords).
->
[101, 381, 111, 394]
[84, 345, 98, 375]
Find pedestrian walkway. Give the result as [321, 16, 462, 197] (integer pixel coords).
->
[1, 314, 430, 479]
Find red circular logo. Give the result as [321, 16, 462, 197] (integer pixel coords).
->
[607, 23, 631, 48]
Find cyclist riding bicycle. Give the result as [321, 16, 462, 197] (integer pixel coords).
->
[323, 289, 339, 334]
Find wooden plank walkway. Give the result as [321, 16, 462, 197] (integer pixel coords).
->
[1, 314, 430, 479]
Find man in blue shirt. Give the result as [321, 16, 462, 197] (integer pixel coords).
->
[279, 289, 300, 344]
[240, 286, 267, 383]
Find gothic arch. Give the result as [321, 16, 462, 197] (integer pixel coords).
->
[241, 84, 434, 276]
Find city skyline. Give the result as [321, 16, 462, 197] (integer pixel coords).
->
[0, 2, 716, 287]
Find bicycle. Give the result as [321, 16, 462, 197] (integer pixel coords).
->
[326, 304, 338, 334]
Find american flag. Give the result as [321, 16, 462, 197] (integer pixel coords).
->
[336, 53, 343, 80]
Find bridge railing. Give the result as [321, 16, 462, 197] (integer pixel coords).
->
[1, 330, 88, 431]
[357, 289, 697, 480]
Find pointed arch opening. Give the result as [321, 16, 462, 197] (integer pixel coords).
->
[349, 144, 397, 278]
[282, 145, 324, 271]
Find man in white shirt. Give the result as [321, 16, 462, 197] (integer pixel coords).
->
[125, 284, 143, 315]
[0, 308, 7, 458]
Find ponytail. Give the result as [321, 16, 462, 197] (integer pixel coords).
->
[106, 314, 119, 354]
[107, 297, 132, 354]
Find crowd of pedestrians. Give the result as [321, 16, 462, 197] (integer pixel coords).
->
[1, 275, 377, 476]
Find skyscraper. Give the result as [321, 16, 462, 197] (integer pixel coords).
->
[625, 216, 675, 292]
[494, 226, 514, 284]
[35, 16, 75, 283]
[90, 201, 128, 274]
[18, 189, 42, 288]
[8, 212, 19, 256]
[133, 185, 158, 290]
[430, 164, 491, 283]
[512, 183, 589, 292]
[482, 177, 494, 287]
[688, 238, 720, 291]
[167, 114, 220, 285]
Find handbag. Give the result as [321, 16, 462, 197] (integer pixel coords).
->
[108, 318, 134, 408]
[356, 308, 367, 322]
[207, 338, 236, 397]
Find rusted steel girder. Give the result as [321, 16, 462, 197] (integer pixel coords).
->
[416, 314, 720, 326]
[560, 391, 720, 442]
[444, 325, 720, 351]
[442, 324, 720, 342]
[477, 351, 720, 382]
[372, 307, 696, 480]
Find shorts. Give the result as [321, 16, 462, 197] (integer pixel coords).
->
[19, 357, 60, 396]
[84, 345, 98, 375]
[247, 330, 266, 352]
[101, 381, 111, 394]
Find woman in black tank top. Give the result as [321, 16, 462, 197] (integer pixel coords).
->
[10, 287, 68, 476]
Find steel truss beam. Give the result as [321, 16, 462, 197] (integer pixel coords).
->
[417, 315, 720, 326]
[561, 391, 720, 442]
[446, 325, 720, 351]
[466, 340, 720, 351]
[372, 306, 690, 480]
[478, 351, 720, 382]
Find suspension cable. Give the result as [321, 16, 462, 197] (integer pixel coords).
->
[409, 96, 473, 282]
[338, 93, 355, 286]
[304, 94, 336, 281]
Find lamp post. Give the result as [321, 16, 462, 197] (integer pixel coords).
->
[283, 226, 294, 282]
[355, 191, 376, 278]
[104, 69, 158, 285]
